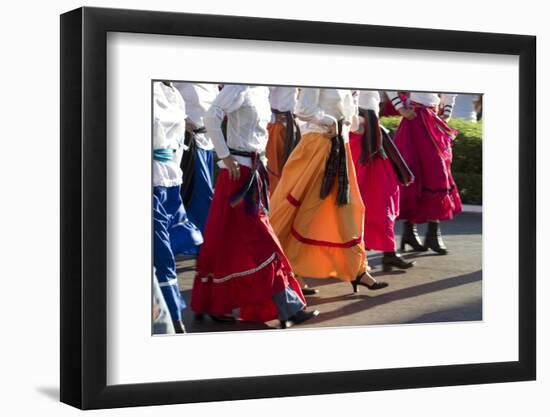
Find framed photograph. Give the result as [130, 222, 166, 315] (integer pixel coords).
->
[60, 6, 536, 409]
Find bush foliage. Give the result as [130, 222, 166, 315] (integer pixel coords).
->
[380, 116, 483, 205]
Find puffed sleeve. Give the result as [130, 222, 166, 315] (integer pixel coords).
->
[204, 85, 247, 159]
[385, 91, 405, 111]
[153, 83, 186, 150]
[295, 88, 338, 126]
[440, 94, 457, 117]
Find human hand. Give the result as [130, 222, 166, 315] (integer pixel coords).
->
[222, 155, 241, 181]
[399, 107, 417, 120]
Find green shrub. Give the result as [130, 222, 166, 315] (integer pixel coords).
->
[380, 116, 483, 205]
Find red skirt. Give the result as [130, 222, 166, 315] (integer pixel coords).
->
[393, 106, 462, 223]
[190, 166, 305, 322]
[349, 132, 400, 252]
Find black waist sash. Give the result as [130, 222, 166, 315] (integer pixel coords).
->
[228, 148, 270, 215]
[320, 120, 350, 206]
[271, 108, 301, 164]
[180, 126, 208, 206]
[358, 108, 385, 164]
[358, 108, 414, 187]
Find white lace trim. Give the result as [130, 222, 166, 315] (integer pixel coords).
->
[200, 252, 277, 284]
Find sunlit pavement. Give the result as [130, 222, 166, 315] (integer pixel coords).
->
[176, 212, 482, 332]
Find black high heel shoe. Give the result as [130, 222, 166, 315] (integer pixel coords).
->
[424, 221, 449, 255]
[400, 221, 427, 252]
[382, 252, 415, 272]
[301, 287, 319, 296]
[280, 309, 320, 329]
[351, 273, 389, 293]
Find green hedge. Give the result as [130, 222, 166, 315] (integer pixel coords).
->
[380, 116, 483, 205]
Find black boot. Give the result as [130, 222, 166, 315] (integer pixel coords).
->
[400, 221, 427, 252]
[424, 221, 448, 255]
[280, 309, 320, 329]
[172, 320, 186, 334]
[382, 252, 415, 272]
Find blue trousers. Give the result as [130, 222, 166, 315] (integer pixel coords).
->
[187, 147, 214, 234]
[153, 185, 203, 321]
[272, 287, 306, 321]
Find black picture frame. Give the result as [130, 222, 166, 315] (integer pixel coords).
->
[60, 6, 536, 410]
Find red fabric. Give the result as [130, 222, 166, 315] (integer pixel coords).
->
[380, 92, 410, 117]
[392, 106, 462, 224]
[191, 166, 305, 323]
[349, 132, 400, 252]
[290, 226, 363, 248]
[286, 194, 301, 207]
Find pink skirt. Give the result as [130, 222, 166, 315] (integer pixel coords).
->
[393, 105, 462, 223]
[349, 132, 400, 252]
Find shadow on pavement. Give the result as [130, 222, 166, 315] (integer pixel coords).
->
[301, 270, 482, 326]
[406, 299, 482, 323]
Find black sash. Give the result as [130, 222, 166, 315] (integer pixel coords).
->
[271, 108, 301, 164]
[320, 120, 350, 206]
[228, 148, 270, 215]
[357, 108, 414, 186]
[180, 126, 208, 207]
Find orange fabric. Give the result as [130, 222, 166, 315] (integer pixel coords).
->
[269, 132, 367, 281]
[266, 122, 287, 193]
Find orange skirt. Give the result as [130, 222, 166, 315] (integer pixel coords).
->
[269, 132, 367, 281]
[266, 122, 286, 193]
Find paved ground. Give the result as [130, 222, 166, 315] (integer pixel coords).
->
[176, 212, 482, 332]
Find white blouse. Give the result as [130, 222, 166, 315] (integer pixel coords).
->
[295, 88, 358, 138]
[204, 85, 271, 168]
[357, 90, 381, 113]
[386, 91, 457, 116]
[269, 86, 298, 113]
[153, 82, 186, 188]
[173, 82, 218, 150]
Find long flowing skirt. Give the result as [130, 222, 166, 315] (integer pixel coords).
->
[191, 166, 304, 322]
[269, 132, 367, 281]
[266, 122, 286, 193]
[349, 132, 400, 252]
[393, 107, 462, 223]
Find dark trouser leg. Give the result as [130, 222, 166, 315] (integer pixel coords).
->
[272, 287, 319, 329]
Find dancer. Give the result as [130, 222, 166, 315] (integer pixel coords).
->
[191, 85, 319, 329]
[153, 81, 203, 333]
[349, 90, 415, 271]
[386, 91, 462, 254]
[266, 86, 300, 193]
[270, 88, 388, 293]
[173, 82, 218, 233]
